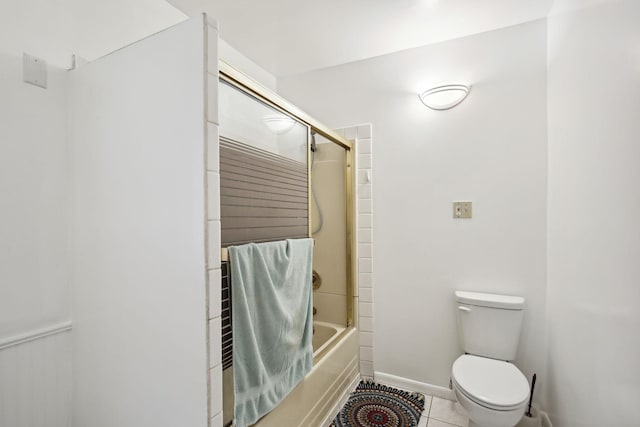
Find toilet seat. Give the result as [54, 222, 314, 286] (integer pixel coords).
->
[452, 355, 529, 411]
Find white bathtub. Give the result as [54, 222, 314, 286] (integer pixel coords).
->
[223, 321, 359, 427]
[312, 321, 346, 355]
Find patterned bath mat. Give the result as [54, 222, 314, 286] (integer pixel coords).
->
[331, 380, 425, 427]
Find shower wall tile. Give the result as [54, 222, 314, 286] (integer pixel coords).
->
[359, 258, 372, 273]
[359, 184, 372, 199]
[358, 228, 373, 243]
[208, 269, 221, 319]
[206, 17, 218, 78]
[360, 288, 373, 303]
[360, 346, 374, 362]
[357, 125, 372, 139]
[209, 364, 223, 415]
[207, 172, 220, 220]
[359, 214, 373, 228]
[359, 272, 372, 287]
[211, 412, 222, 427]
[340, 123, 375, 379]
[357, 138, 372, 154]
[360, 332, 373, 347]
[205, 19, 223, 426]
[207, 73, 219, 126]
[209, 317, 222, 368]
[359, 243, 372, 258]
[207, 123, 219, 172]
[359, 154, 372, 169]
[359, 199, 372, 213]
[358, 170, 370, 184]
[359, 316, 373, 332]
[207, 187, 220, 225]
[344, 127, 357, 140]
[361, 361, 374, 378]
[207, 220, 221, 269]
[360, 302, 373, 317]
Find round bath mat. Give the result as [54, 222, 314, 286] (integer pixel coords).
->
[331, 380, 425, 427]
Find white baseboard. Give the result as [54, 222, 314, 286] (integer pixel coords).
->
[321, 373, 361, 427]
[374, 371, 553, 426]
[374, 371, 455, 401]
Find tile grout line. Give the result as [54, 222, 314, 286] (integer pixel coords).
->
[428, 418, 464, 427]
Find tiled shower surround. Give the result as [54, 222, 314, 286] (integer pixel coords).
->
[335, 124, 374, 378]
[204, 18, 223, 427]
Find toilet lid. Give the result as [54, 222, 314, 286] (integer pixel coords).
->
[452, 355, 529, 410]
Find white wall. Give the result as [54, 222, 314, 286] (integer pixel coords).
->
[0, 46, 70, 343]
[546, 1, 640, 425]
[68, 18, 208, 427]
[0, 1, 188, 424]
[0, 1, 188, 339]
[0, 331, 72, 427]
[0, 7, 72, 425]
[219, 38, 277, 91]
[278, 20, 548, 393]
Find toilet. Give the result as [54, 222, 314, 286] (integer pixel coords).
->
[451, 291, 530, 427]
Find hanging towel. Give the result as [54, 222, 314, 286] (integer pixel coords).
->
[229, 238, 314, 427]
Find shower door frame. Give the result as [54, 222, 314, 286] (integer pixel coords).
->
[218, 61, 356, 356]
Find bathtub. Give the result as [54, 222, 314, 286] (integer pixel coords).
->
[312, 321, 346, 356]
[223, 321, 359, 427]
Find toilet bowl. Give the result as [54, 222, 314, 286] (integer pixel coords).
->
[451, 354, 529, 427]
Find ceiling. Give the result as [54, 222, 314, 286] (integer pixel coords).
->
[167, 0, 554, 77]
[2, 0, 554, 75]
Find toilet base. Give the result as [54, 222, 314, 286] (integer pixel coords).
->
[454, 387, 526, 427]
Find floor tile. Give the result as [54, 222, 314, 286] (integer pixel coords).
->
[415, 394, 433, 427]
[429, 397, 468, 427]
[422, 395, 433, 417]
[427, 418, 462, 427]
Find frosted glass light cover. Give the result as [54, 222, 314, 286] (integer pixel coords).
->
[419, 84, 470, 110]
[263, 114, 296, 135]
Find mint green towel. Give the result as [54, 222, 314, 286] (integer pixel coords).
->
[229, 238, 314, 427]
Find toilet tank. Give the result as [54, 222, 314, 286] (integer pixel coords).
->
[455, 291, 525, 361]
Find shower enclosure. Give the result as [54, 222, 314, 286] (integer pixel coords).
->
[217, 63, 357, 426]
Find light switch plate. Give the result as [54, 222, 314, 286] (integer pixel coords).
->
[453, 201, 472, 219]
[23, 53, 47, 89]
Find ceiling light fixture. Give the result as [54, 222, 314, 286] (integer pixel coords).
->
[263, 114, 296, 135]
[419, 84, 471, 110]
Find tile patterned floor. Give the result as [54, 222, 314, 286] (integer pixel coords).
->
[416, 395, 469, 427]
